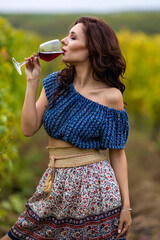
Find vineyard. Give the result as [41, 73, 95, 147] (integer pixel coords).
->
[0, 17, 40, 176]
[119, 30, 160, 140]
[0, 15, 160, 239]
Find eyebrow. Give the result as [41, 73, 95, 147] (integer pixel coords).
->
[70, 31, 77, 35]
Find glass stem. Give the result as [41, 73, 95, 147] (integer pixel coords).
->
[19, 60, 28, 67]
[20, 54, 39, 67]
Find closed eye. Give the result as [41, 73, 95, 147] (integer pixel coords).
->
[70, 31, 77, 40]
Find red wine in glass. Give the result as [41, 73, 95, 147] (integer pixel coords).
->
[12, 39, 63, 75]
[38, 51, 62, 62]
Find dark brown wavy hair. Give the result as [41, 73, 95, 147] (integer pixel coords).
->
[51, 16, 126, 106]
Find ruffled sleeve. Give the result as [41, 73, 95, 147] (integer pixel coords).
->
[100, 108, 129, 149]
[43, 71, 59, 104]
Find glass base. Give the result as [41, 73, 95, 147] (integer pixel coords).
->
[12, 57, 22, 75]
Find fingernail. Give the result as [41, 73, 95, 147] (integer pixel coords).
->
[118, 229, 121, 234]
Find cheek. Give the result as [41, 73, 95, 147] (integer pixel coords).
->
[70, 44, 89, 59]
[79, 49, 89, 60]
[70, 42, 87, 53]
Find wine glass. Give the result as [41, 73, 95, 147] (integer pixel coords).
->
[12, 39, 63, 75]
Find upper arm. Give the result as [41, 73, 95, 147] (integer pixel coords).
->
[109, 148, 125, 159]
[109, 148, 126, 166]
[35, 86, 49, 132]
[104, 88, 124, 111]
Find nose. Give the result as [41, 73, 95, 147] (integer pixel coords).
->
[61, 37, 67, 46]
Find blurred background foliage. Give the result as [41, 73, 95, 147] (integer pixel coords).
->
[0, 12, 160, 239]
[1, 12, 160, 37]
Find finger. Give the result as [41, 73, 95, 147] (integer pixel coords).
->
[117, 220, 123, 236]
[30, 56, 35, 63]
[120, 225, 128, 235]
[31, 53, 37, 62]
[125, 225, 131, 237]
[35, 57, 41, 67]
[25, 57, 30, 62]
[33, 56, 38, 63]
[32, 54, 39, 63]
[25, 58, 33, 67]
[29, 55, 37, 63]
[25, 53, 36, 61]
[25, 59, 35, 72]
[25, 56, 33, 63]
[117, 224, 129, 239]
[33, 57, 41, 70]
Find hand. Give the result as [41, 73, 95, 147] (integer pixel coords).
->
[25, 53, 41, 83]
[116, 210, 132, 239]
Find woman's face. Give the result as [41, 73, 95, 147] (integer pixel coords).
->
[61, 23, 89, 65]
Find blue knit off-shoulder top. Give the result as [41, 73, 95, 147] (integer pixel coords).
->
[43, 71, 129, 150]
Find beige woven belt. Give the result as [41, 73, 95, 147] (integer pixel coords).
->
[44, 146, 106, 199]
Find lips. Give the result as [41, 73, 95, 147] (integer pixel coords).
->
[62, 48, 66, 54]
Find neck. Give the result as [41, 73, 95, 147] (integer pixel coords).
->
[74, 61, 93, 89]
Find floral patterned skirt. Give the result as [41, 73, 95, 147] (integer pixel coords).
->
[8, 158, 126, 240]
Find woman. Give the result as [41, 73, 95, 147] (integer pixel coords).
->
[2, 16, 131, 240]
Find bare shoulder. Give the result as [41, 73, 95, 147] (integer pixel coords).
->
[103, 87, 124, 110]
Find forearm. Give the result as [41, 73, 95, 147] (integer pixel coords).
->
[109, 149, 130, 208]
[21, 82, 39, 136]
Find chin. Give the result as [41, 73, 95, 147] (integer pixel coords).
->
[62, 56, 69, 63]
[62, 59, 69, 64]
[62, 58, 74, 65]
